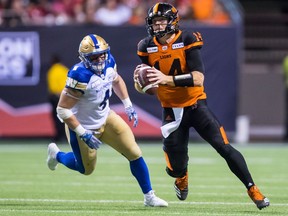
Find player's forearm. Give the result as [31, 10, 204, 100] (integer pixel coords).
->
[172, 71, 204, 87]
[113, 75, 129, 100]
[56, 106, 79, 129]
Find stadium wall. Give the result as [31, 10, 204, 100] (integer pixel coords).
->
[0, 24, 240, 139]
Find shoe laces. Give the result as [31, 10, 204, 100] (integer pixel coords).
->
[175, 173, 188, 190]
[248, 186, 265, 201]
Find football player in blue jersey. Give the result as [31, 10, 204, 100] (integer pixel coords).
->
[46, 34, 168, 207]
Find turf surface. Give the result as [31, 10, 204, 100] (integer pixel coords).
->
[0, 141, 287, 216]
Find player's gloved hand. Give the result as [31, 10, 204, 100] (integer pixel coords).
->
[125, 106, 138, 127]
[79, 130, 102, 149]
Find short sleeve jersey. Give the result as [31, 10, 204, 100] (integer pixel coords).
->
[137, 30, 207, 107]
[65, 55, 118, 129]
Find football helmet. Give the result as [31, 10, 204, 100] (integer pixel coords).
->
[78, 34, 110, 74]
[146, 2, 179, 38]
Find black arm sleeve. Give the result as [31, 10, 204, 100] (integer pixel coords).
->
[185, 48, 205, 73]
[139, 56, 149, 65]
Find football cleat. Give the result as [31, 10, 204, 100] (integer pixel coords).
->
[174, 172, 188, 200]
[47, 143, 60, 171]
[247, 185, 270, 210]
[144, 190, 168, 207]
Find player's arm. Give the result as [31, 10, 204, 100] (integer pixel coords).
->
[147, 68, 203, 87]
[113, 74, 138, 127]
[184, 48, 204, 87]
[175, 31, 205, 87]
[147, 49, 204, 87]
[134, 39, 151, 93]
[112, 74, 129, 100]
[57, 87, 82, 130]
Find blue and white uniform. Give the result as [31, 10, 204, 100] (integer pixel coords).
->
[47, 34, 169, 207]
[66, 56, 118, 129]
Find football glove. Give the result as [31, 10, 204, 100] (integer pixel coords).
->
[125, 106, 138, 127]
[79, 130, 102, 149]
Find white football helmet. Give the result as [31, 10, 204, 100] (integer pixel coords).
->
[78, 34, 110, 74]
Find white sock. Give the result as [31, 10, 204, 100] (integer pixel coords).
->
[144, 190, 155, 199]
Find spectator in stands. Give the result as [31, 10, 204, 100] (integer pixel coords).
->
[0, 0, 232, 27]
[94, 0, 132, 26]
[26, 0, 49, 25]
[126, 0, 147, 26]
[47, 55, 69, 142]
[283, 54, 288, 141]
[72, 0, 87, 23]
[189, 0, 230, 25]
[175, 0, 194, 20]
[50, 0, 72, 25]
[1, 0, 27, 27]
[83, 0, 101, 24]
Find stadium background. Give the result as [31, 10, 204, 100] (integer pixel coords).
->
[0, 0, 287, 142]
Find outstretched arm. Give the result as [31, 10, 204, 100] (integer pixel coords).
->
[113, 75, 138, 127]
[112, 75, 129, 100]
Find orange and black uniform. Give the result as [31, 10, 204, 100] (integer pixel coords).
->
[137, 30, 255, 189]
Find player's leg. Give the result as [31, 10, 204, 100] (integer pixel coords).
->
[192, 100, 269, 210]
[162, 107, 190, 200]
[47, 124, 97, 175]
[101, 110, 168, 207]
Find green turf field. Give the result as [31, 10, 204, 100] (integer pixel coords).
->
[0, 141, 287, 216]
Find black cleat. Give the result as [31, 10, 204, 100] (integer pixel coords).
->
[174, 172, 188, 200]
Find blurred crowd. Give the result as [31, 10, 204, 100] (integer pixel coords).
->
[0, 0, 231, 27]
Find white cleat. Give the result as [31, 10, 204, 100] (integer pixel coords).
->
[47, 143, 60, 171]
[144, 190, 168, 207]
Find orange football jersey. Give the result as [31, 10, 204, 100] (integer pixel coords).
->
[137, 30, 207, 107]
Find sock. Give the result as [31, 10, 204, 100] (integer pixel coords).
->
[247, 183, 255, 190]
[56, 152, 77, 171]
[144, 190, 155, 198]
[130, 157, 152, 194]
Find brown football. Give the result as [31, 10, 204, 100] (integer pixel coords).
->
[136, 65, 158, 95]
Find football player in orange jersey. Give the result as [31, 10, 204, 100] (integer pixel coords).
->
[134, 2, 269, 210]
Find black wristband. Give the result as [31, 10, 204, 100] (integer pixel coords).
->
[173, 73, 194, 87]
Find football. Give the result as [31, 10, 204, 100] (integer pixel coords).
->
[136, 65, 158, 95]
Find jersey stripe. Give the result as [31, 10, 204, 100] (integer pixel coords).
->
[184, 41, 204, 50]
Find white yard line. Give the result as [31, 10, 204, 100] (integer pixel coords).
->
[0, 198, 287, 206]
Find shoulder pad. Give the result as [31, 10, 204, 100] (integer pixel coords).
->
[66, 63, 92, 90]
[182, 30, 204, 49]
[137, 37, 152, 53]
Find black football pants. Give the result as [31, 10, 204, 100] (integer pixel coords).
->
[162, 99, 254, 189]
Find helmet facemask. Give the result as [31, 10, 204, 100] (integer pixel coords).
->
[78, 34, 110, 75]
[81, 52, 108, 75]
